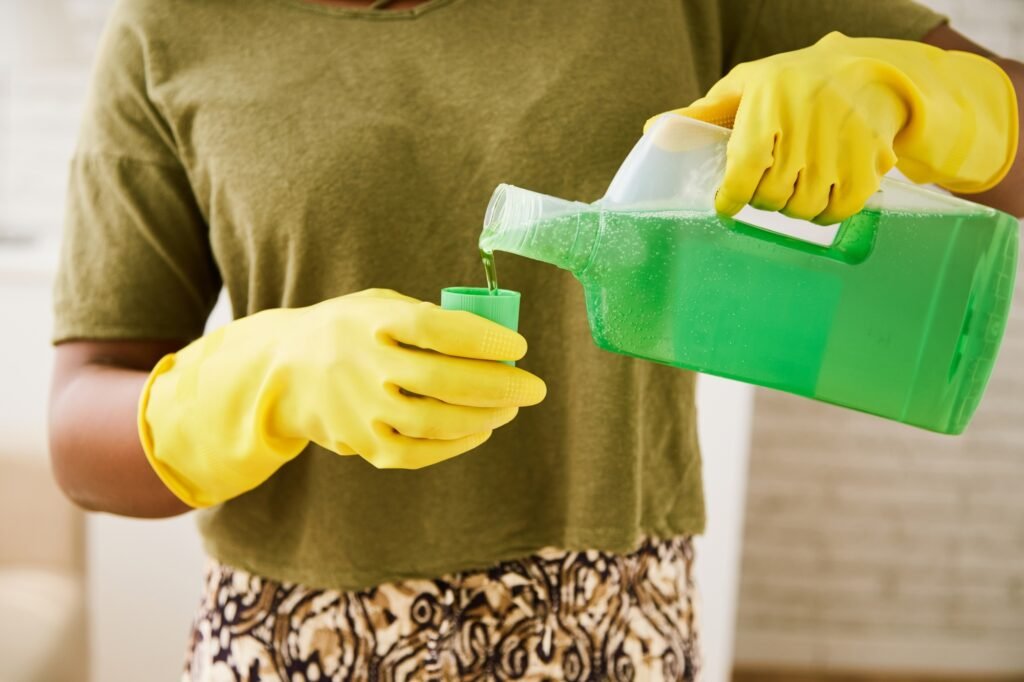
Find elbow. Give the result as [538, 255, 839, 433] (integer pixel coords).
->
[48, 379, 109, 514]
[59, 485, 103, 514]
[47, 415, 100, 513]
[49, 459, 100, 513]
[47, 421, 189, 518]
[46, 344, 194, 519]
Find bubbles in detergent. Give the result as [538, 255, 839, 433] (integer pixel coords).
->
[482, 200, 1016, 433]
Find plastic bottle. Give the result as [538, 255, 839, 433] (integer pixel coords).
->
[479, 114, 1018, 434]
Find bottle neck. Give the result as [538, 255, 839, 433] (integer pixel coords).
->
[479, 184, 598, 274]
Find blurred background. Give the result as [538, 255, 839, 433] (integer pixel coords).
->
[0, 0, 1021, 680]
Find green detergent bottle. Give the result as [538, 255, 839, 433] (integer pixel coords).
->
[480, 114, 1018, 434]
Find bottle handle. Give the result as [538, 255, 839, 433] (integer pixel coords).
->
[729, 204, 879, 265]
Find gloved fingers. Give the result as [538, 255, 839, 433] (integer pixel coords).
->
[711, 77, 785, 217]
[384, 388, 519, 440]
[815, 173, 880, 225]
[717, 107, 777, 216]
[813, 145, 884, 226]
[800, 130, 893, 225]
[779, 168, 833, 221]
[779, 117, 838, 221]
[350, 288, 421, 304]
[386, 304, 528, 362]
[749, 131, 806, 213]
[365, 425, 493, 470]
[814, 176, 881, 226]
[389, 348, 547, 408]
[874, 145, 899, 178]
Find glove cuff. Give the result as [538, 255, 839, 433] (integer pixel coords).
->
[137, 353, 205, 507]
[926, 51, 1018, 193]
[887, 42, 1017, 192]
[137, 331, 309, 508]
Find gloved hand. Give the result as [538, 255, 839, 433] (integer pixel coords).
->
[138, 288, 547, 508]
[647, 31, 1018, 224]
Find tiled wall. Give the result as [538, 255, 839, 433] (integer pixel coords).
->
[733, 0, 1024, 676]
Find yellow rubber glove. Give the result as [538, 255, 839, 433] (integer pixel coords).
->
[646, 32, 1018, 224]
[138, 288, 547, 508]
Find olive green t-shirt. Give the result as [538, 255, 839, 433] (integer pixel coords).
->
[55, 0, 944, 590]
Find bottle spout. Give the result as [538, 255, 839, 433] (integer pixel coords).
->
[479, 184, 597, 273]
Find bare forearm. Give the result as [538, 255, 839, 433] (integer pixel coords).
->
[49, 345, 191, 518]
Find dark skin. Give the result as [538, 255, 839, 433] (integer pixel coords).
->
[48, 23, 1024, 519]
[49, 339, 189, 517]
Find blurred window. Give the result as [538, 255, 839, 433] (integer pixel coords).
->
[0, 0, 112, 241]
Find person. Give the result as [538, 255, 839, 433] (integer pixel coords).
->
[48, 0, 1021, 679]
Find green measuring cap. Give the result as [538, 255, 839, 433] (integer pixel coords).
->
[440, 287, 521, 366]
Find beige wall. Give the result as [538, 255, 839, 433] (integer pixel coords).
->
[733, 0, 1024, 675]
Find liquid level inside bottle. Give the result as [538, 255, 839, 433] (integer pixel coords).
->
[515, 207, 1015, 433]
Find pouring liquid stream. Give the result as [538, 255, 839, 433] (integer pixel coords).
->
[481, 248, 499, 295]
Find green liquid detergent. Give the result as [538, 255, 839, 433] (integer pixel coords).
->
[480, 187, 1018, 434]
[480, 248, 499, 295]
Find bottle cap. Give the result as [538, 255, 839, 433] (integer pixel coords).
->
[440, 287, 521, 365]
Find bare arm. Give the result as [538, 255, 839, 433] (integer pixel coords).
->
[923, 24, 1024, 217]
[49, 340, 193, 518]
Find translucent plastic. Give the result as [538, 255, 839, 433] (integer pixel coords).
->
[480, 115, 1018, 434]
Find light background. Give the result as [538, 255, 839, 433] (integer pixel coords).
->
[0, 1, 1021, 680]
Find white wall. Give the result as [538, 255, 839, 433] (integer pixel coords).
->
[0, 0, 109, 240]
[0, 254, 215, 681]
[696, 378, 755, 682]
[0, 258, 207, 682]
[86, 509, 206, 680]
[0, 249, 58, 460]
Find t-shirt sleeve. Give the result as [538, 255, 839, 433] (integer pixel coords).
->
[53, 0, 220, 343]
[720, 0, 949, 72]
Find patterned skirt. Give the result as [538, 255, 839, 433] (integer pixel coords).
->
[183, 536, 699, 681]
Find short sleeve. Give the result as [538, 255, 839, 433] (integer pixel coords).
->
[53, 0, 220, 343]
[720, 0, 949, 71]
